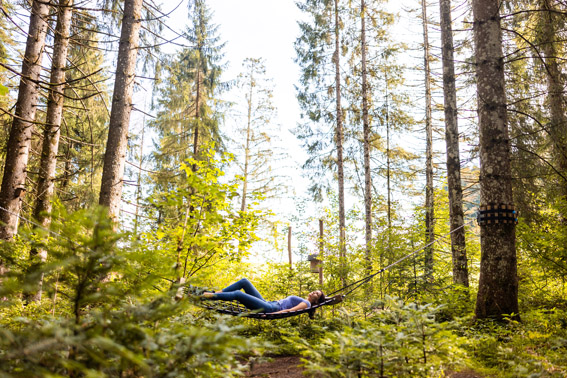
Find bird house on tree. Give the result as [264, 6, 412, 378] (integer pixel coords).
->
[308, 254, 322, 273]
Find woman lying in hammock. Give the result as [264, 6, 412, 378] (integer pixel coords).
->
[202, 278, 326, 314]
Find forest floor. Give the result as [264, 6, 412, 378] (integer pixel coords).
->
[245, 355, 485, 377]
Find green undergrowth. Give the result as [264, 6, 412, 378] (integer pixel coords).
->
[1, 198, 566, 376]
[235, 295, 567, 377]
[0, 207, 266, 377]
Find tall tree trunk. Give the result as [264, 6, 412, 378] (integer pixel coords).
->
[334, 0, 347, 286]
[439, 0, 469, 287]
[134, 117, 145, 235]
[385, 73, 391, 232]
[541, 0, 567, 214]
[0, 0, 50, 240]
[193, 66, 201, 160]
[26, 0, 74, 301]
[384, 75, 391, 299]
[241, 66, 254, 212]
[361, 0, 372, 277]
[473, 0, 519, 320]
[421, 0, 435, 281]
[99, 0, 143, 223]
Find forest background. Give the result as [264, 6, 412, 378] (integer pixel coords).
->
[0, 0, 566, 377]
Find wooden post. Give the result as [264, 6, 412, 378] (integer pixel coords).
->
[288, 226, 292, 269]
[319, 219, 324, 285]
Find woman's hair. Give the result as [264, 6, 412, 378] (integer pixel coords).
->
[316, 291, 326, 305]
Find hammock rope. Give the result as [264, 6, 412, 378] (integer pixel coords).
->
[327, 219, 474, 297]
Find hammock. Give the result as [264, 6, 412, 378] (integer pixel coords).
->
[200, 294, 345, 320]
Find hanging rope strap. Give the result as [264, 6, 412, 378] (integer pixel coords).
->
[328, 219, 475, 297]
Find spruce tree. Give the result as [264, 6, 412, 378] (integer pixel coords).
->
[233, 58, 286, 213]
[99, 0, 143, 223]
[295, 0, 347, 283]
[0, 0, 51, 240]
[439, 0, 469, 287]
[421, 0, 435, 282]
[150, 0, 225, 216]
[472, 0, 519, 320]
[26, 0, 75, 302]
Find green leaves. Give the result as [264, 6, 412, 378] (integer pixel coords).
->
[145, 149, 260, 281]
[0, 201, 263, 377]
[0, 83, 8, 96]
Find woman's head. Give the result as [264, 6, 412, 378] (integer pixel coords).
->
[307, 290, 326, 305]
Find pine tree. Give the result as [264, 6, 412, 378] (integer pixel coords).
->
[185, 0, 225, 162]
[294, 0, 337, 199]
[57, 10, 110, 211]
[421, 0, 435, 282]
[26, 0, 75, 302]
[0, 0, 51, 240]
[333, 0, 347, 283]
[472, 0, 519, 320]
[539, 0, 567, 216]
[99, 0, 143, 224]
[439, 0, 469, 287]
[360, 0, 372, 275]
[149, 0, 225, 217]
[295, 0, 347, 284]
[233, 58, 285, 212]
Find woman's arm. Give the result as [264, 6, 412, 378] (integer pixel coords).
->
[271, 301, 309, 314]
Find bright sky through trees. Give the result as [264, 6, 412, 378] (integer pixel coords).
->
[208, 0, 310, 205]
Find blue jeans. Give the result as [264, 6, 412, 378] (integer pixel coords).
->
[211, 278, 280, 313]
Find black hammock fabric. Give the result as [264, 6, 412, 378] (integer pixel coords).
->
[198, 294, 344, 320]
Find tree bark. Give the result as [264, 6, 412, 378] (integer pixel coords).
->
[541, 0, 567, 213]
[241, 64, 254, 212]
[99, 0, 143, 222]
[193, 66, 201, 160]
[472, 0, 519, 319]
[361, 0, 372, 277]
[0, 0, 50, 240]
[421, 0, 435, 281]
[134, 117, 145, 235]
[439, 0, 469, 287]
[334, 0, 347, 286]
[26, 0, 74, 301]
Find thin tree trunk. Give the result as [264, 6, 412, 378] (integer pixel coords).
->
[288, 226, 292, 269]
[386, 81, 391, 232]
[421, 0, 435, 281]
[439, 0, 469, 287]
[193, 67, 201, 160]
[472, 0, 519, 320]
[334, 0, 347, 286]
[134, 116, 145, 235]
[384, 74, 390, 300]
[27, 0, 74, 301]
[0, 0, 50, 240]
[361, 0, 372, 278]
[319, 219, 324, 285]
[541, 0, 567, 214]
[241, 66, 254, 212]
[99, 0, 143, 223]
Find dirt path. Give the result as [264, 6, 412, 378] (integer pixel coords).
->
[245, 355, 484, 377]
[246, 355, 305, 378]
